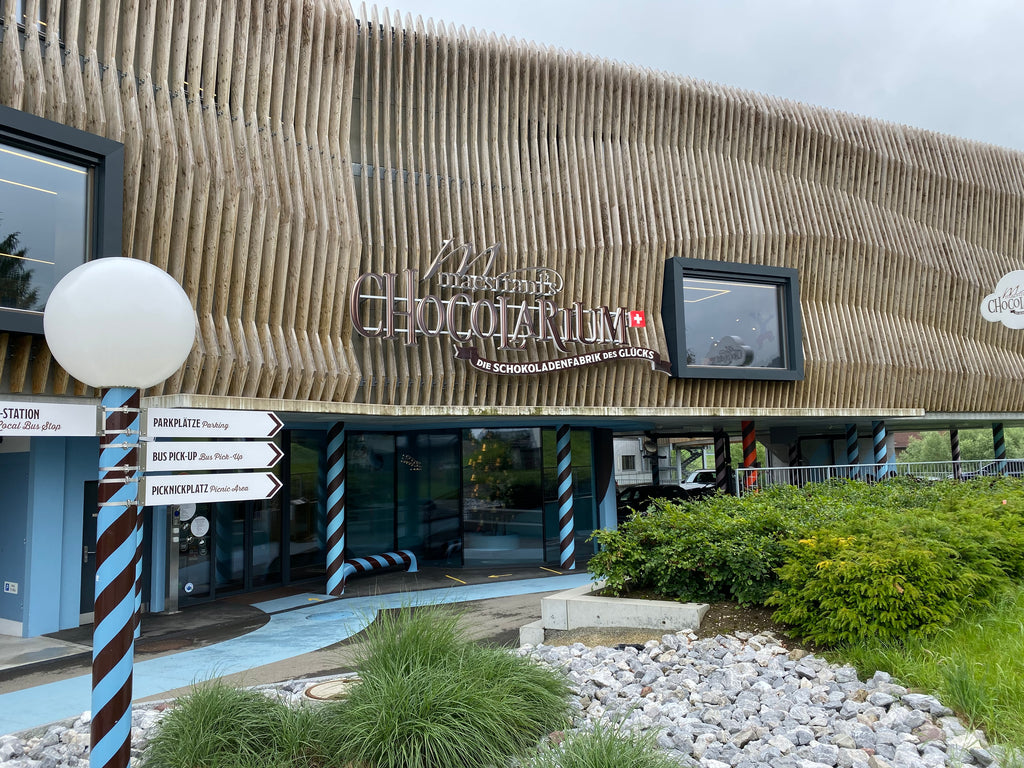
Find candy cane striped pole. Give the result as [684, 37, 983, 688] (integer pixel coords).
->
[326, 423, 347, 596]
[993, 422, 1007, 474]
[872, 420, 887, 478]
[557, 425, 575, 570]
[133, 512, 143, 639]
[845, 423, 860, 466]
[741, 421, 757, 490]
[950, 428, 961, 480]
[91, 387, 141, 768]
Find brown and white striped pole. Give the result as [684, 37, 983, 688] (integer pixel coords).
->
[556, 425, 575, 569]
[326, 422, 347, 595]
[91, 387, 142, 768]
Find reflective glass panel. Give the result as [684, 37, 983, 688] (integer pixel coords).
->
[289, 431, 325, 581]
[0, 143, 89, 313]
[462, 428, 543, 565]
[683, 277, 785, 368]
[347, 433, 396, 555]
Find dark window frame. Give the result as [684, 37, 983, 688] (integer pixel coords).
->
[661, 257, 803, 381]
[0, 104, 123, 334]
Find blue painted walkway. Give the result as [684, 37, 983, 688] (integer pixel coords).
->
[0, 573, 591, 735]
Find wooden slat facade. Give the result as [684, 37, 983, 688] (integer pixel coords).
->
[2, 2, 1023, 416]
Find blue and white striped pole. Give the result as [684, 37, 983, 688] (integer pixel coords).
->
[993, 422, 1007, 474]
[872, 420, 887, 479]
[845, 423, 859, 466]
[326, 423, 347, 595]
[91, 387, 141, 768]
[556, 425, 575, 570]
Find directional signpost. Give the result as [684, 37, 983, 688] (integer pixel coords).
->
[145, 407, 283, 439]
[142, 471, 283, 506]
[141, 408, 285, 506]
[0, 400, 98, 437]
[143, 441, 284, 473]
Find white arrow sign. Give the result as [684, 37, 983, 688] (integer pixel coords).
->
[0, 400, 98, 437]
[142, 472, 283, 506]
[144, 408, 283, 439]
[144, 441, 284, 472]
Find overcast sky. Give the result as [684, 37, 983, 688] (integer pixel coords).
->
[364, 0, 1024, 152]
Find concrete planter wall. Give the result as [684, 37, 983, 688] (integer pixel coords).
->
[520, 580, 709, 645]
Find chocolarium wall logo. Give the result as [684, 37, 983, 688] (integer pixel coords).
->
[349, 240, 670, 375]
[981, 270, 1024, 330]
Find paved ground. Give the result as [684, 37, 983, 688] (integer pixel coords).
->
[0, 567, 592, 736]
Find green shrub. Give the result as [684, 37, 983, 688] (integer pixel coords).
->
[768, 494, 1024, 645]
[592, 477, 1024, 644]
[589, 485, 842, 604]
[519, 721, 680, 768]
[318, 603, 572, 768]
[140, 681, 322, 768]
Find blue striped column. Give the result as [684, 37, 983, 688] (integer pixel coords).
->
[325, 423, 347, 595]
[845, 424, 860, 466]
[91, 387, 141, 768]
[993, 423, 1007, 474]
[556, 425, 575, 570]
[950, 428, 961, 480]
[872, 420, 887, 478]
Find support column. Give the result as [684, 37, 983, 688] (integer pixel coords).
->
[741, 421, 757, 490]
[845, 424, 860, 466]
[133, 513, 143, 639]
[950, 428, 961, 480]
[872, 420, 887, 478]
[91, 387, 141, 768]
[993, 422, 1007, 474]
[713, 429, 730, 494]
[556, 425, 575, 570]
[325, 423, 347, 596]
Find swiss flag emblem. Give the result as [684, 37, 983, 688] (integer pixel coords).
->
[628, 310, 646, 328]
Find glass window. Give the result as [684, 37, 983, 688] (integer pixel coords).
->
[683, 277, 785, 369]
[397, 432, 462, 565]
[0, 144, 90, 314]
[0, 105, 123, 334]
[621, 454, 636, 471]
[462, 428, 543, 566]
[347, 433, 396, 555]
[289, 431, 326, 581]
[662, 257, 803, 380]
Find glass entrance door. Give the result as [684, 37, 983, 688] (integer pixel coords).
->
[177, 495, 283, 604]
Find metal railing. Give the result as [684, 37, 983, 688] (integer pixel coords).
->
[734, 459, 1024, 495]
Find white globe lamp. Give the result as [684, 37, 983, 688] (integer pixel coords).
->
[43, 257, 195, 387]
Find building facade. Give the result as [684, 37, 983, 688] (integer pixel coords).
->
[1, 0, 1023, 636]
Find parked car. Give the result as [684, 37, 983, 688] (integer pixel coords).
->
[681, 469, 717, 491]
[959, 459, 1024, 480]
[616, 483, 711, 523]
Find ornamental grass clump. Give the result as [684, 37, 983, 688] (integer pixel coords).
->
[140, 681, 323, 768]
[317, 603, 572, 768]
[519, 721, 681, 768]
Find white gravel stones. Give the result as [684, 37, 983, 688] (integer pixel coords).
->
[0, 633, 1006, 768]
[519, 632, 1006, 768]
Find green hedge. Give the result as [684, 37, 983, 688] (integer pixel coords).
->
[589, 478, 1024, 645]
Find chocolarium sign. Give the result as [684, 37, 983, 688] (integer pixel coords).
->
[350, 240, 670, 376]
